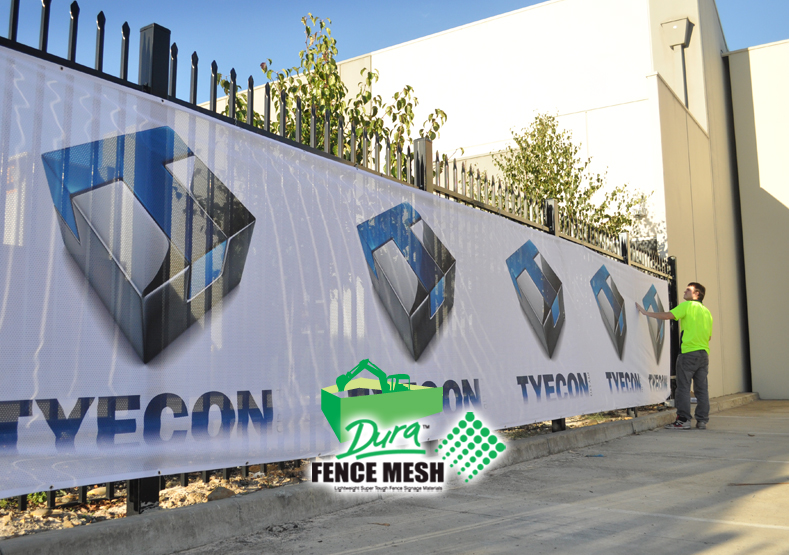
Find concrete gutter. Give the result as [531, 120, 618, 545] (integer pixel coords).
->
[0, 392, 758, 555]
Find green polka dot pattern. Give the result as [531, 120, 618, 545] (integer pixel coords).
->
[434, 412, 506, 483]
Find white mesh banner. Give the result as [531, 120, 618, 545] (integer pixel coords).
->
[0, 47, 670, 497]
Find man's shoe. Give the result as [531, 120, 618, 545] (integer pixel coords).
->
[696, 421, 707, 430]
[665, 420, 691, 430]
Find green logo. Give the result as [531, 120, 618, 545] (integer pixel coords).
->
[321, 359, 443, 443]
[436, 412, 506, 483]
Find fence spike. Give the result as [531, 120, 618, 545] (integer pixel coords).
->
[295, 96, 302, 142]
[189, 51, 198, 104]
[247, 76, 254, 125]
[444, 154, 449, 191]
[264, 83, 271, 132]
[396, 145, 402, 181]
[324, 108, 330, 153]
[435, 151, 440, 191]
[39, 0, 52, 52]
[67, 1, 80, 63]
[375, 134, 380, 172]
[229, 68, 237, 120]
[386, 137, 391, 175]
[120, 22, 130, 80]
[209, 60, 218, 112]
[452, 159, 457, 193]
[309, 103, 315, 147]
[168, 43, 178, 97]
[350, 126, 356, 164]
[406, 146, 412, 185]
[7, 0, 19, 42]
[279, 90, 287, 138]
[95, 11, 105, 71]
[337, 116, 344, 159]
[363, 131, 369, 168]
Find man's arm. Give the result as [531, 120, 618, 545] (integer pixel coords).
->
[635, 302, 676, 320]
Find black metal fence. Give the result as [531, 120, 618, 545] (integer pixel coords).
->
[0, 0, 679, 515]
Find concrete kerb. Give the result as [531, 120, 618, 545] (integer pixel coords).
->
[0, 392, 759, 555]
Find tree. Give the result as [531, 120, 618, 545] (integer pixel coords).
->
[492, 113, 648, 235]
[219, 14, 447, 160]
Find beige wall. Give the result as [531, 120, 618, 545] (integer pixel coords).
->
[728, 39, 789, 399]
[651, 0, 750, 398]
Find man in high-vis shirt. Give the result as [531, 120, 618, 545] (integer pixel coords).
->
[636, 282, 713, 430]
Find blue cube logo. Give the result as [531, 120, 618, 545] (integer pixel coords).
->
[41, 127, 256, 362]
[505, 240, 564, 358]
[643, 284, 665, 364]
[357, 203, 455, 360]
[590, 265, 627, 359]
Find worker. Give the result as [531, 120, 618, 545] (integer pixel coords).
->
[635, 282, 713, 430]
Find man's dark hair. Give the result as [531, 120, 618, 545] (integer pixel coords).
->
[688, 282, 706, 302]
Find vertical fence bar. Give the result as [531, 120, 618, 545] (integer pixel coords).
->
[229, 68, 237, 120]
[279, 90, 287, 137]
[406, 146, 412, 185]
[78, 485, 88, 504]
[168, 43, 177, 97]
[179, 473, 188, 487]
[67, 1, 80, 63]
[295, 96, 302, 143]
[247, 76, 254, 125]
[323, 108, 330, 153]
[264, 83, 270, 132]
[279, 89, 288, 138]
[189, 52, 198, 104]
[17, 494, 27, 511]
[106, 481, 115, 500]
[309, 104, 315, 147]
[385, 137, 391, 175]
[362, 131, 368, 168]
[46, 490, 56, 509]
[120, 22, 130, 80]
[396, 145, 402, 181]
[94, 11, 105, 71]
[222, 468, 232, 481]
[337, 116, 344, 159]
[350, 126, 356, 164]
[209, 61, 218, 112]
[374, 134, 380, 172]
[39, 0, 52, 52]
[444, 155, 449, 191]
[7, 0, 19, 42]
[435, 152, 440, 192]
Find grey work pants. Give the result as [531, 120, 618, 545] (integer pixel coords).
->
[675, 350, 710, 423]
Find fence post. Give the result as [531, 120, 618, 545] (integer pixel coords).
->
[138, 23, 171, 98]
[620, 232, 630, 265]
[414, 138, 433, 193]
[126, 477, 160, 516]
[551, 418, 566, 432]
[668, 256, 679, 400]
[67, 1, 79, 62]
[544, 199, 557, 235]
[39, 0, 52, 52]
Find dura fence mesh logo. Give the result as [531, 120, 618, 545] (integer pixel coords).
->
[435, 412, 506, 483]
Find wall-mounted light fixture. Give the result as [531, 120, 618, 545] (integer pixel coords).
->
[661, 18, 693, 108]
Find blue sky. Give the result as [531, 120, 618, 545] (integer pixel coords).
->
[3, 0, 787, 103]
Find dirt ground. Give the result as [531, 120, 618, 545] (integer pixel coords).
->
[0, 405, 670, 541]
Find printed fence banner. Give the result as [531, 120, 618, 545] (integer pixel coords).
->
[0, 46, 669, 497]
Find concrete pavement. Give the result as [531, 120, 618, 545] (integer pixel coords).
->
[1, 393, 777, 555]
[178, 398, 789, 554]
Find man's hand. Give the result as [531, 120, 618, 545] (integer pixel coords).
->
[636, 302, 676, 321]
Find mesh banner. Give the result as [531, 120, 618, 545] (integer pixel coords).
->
[0, 47, 669, 497]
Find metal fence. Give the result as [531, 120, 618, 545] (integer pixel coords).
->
[0, 0, 679, 515]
